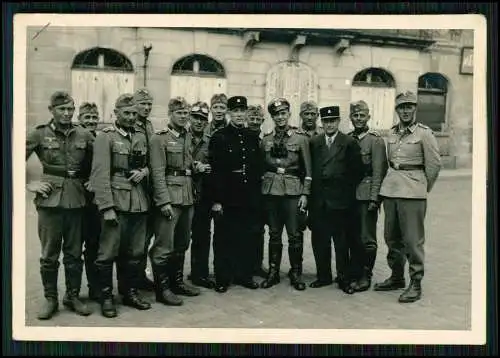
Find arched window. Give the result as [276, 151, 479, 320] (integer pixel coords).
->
[350, 68, 397, 130]
[71, 47, 135, 122]
[170, 54, 227, 108]
[416, 72, 449, 132]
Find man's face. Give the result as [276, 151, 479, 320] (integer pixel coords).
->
[229, 107, 247, 127]
[322, 118, 340, 136]
[190, 114, 208, 134]
[79, 112, 99, 131]
[170, 108, 190, 128]
[135, 100, 153, 118]
[271, 109, 290, 128]
[114, 106, 137, 128]
[211, 102, 228, 122]
[396, 103, 417, 124]
[247, 115, 263, 131]
[300, 110, 318, 129]
[50, 102, 75, 126]
[350, 111, 370, 130]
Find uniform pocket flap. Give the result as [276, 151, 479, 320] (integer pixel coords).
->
[166, 145, 183, 153]
[286, 144, 299, 151]
[111, 176, 133, 190]
[42, 141, 61, 149]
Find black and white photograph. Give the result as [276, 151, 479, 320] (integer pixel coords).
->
[12, 14, 487, 345]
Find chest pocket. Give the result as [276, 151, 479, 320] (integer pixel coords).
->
[41, 139, 62, 164]
[360, 149, 371, 165]
[70, 140, 88, 163]
[166, 143, 184, 169]
[112, 141, 130, 170]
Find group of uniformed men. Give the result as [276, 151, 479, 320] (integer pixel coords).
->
[26, 87, 441, 320]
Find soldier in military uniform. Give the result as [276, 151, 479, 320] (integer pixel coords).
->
[131, 88, 156, 292]
[296, 100, 324, 138]
[90, 94, 151, 318]
[259, 98, 312, 291]
[188, 101, 217, 289]
[208, 96, 263, 293]
[246, 105, 268, 279]
[26, 91, 94, 320]
[76, 102, 101, 301]
[309, 106, 364, 294]
[347, 100, 388, 292]
[149, 97, 201, 307]
[204, 93, 229, 137]
[374, 91, 441, 303]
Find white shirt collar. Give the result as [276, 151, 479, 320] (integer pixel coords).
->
[325, 131, 338, 145]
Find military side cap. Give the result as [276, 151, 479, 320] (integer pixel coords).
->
[133, 88, 153, 103]
[50, 91, 74, 107]
[169, 96, 189, 112]
[190, 101, 210, 119]
[350, 100, 369, 115]
[395, 91, 418, 107]
[115, 93, 135, 108]
[247, 105, 264, 118]
[228, 96, 248, 110]
[300, 100, 319, 113]
[211, 93, 228, 106]
[268, 98, 290, 115]
[79, 102, 98, 115]
[320, 106, 340, 120]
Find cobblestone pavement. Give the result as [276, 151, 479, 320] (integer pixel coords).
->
[22, 175, 472, 330]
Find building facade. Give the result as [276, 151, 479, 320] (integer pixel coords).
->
[26, 27, 474, 168]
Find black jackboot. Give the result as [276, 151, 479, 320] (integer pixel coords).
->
[63, 264, 91, 316]
[398, 279, 422, 303]
[152, 263, 183, 306]
[98, 265, 117, 318]
[260, 243, 282, 289]
[37, 268, 59, 320]
[170, 254, 201, 297]
[288, 244, 306, 291]
[121, 262, 151, 310]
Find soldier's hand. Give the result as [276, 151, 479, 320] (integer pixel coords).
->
[368, 201, 379, 212]
[27, 181, 53, 198]
[103, 209, 119, 225]
[127, 169, 147, 184]
[211, 203, 223, 217]
[298, 195, 308, 212]
[201, 163, 212, 174]
[160, 204, 174, 220]
[84, 181, 93, 192]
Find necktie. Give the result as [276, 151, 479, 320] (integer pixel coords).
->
[327, 136, 333, 148]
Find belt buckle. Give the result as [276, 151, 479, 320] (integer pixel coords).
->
[393, 163, 400, 170]
[185, 169, 192, 176]
[277, 167, 285, 174]
[67, 170, 76, 178]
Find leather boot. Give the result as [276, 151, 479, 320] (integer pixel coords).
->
[365, 249, 377, 279]
[98, 265, 117, 318]
[398, 279, 422, 303]
[63, 264, 91, 316]
[153, 263, 183, 306]
[170, 254, 201, 297]
[373, 275, 406, 291]
[122, 288, 152, 310]
[351, 274, 371, 292]
[121, 262, 151, 310]
[84, 256, 99, 301]
[37, 268, 59, 320]
[288, 244, 306, 291]
[260, 243, 282, 289]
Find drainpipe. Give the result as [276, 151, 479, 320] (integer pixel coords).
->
[143, 44, 153, 87]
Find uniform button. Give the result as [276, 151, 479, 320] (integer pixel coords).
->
[243, 156, 246, 159]
[240, 141, 243, 144]
[244, 179, 248, 183]
[242, 148, 246, 151]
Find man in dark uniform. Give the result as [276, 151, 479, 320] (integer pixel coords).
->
[246, 105, 268, 279]
[149, 97, 201, 307]
[77, 102, 101, 301]
[374, 91, 441, 303]
[259, 98, 312, 291]
[90, 94, 152, 318]
[309, 106, 364, 294]
[347, 100, 388, 292]
[131, 88, 155, 292]
[209, 96, 263, 293]
[26, 91, 94, 320]
[188, 101, 217, 289]
[204, 93, 229, 136]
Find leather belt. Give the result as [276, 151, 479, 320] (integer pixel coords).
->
[267, 167, 300, 176]
[166, 169, 192, 177]
[390, 162, 424, 171]
[43, 168, 83, 178]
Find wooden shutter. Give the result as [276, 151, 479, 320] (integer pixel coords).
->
[171, 75, 227, 106]
[349, 86, 397, 131]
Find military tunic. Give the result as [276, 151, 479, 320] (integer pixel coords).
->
[379, 122, 441, 281]
[208, 123, 263, 284]
[348, 129, 388, 279]
[260, 127, 312, 275]
[26, 120, 94, 298]
[90, 124, 150, 292]
[149, 125, 196, 268]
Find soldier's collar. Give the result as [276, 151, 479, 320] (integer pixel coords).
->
[167, 124, 186, 137]
[396, 121, 417, 134]
[274, 125, 293, 137]
[49, 119, 74, 135]
[114, 122, 134, 137]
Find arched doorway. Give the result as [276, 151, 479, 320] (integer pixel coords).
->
[170, 54, 227, 111]
[71, 47, 135, 123]
[416, 73, 449, 132]
[350, 67, 397, 131]
[264, 61, 318, 133]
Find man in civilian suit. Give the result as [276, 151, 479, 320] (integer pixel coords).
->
[309, 106, 364, 294]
